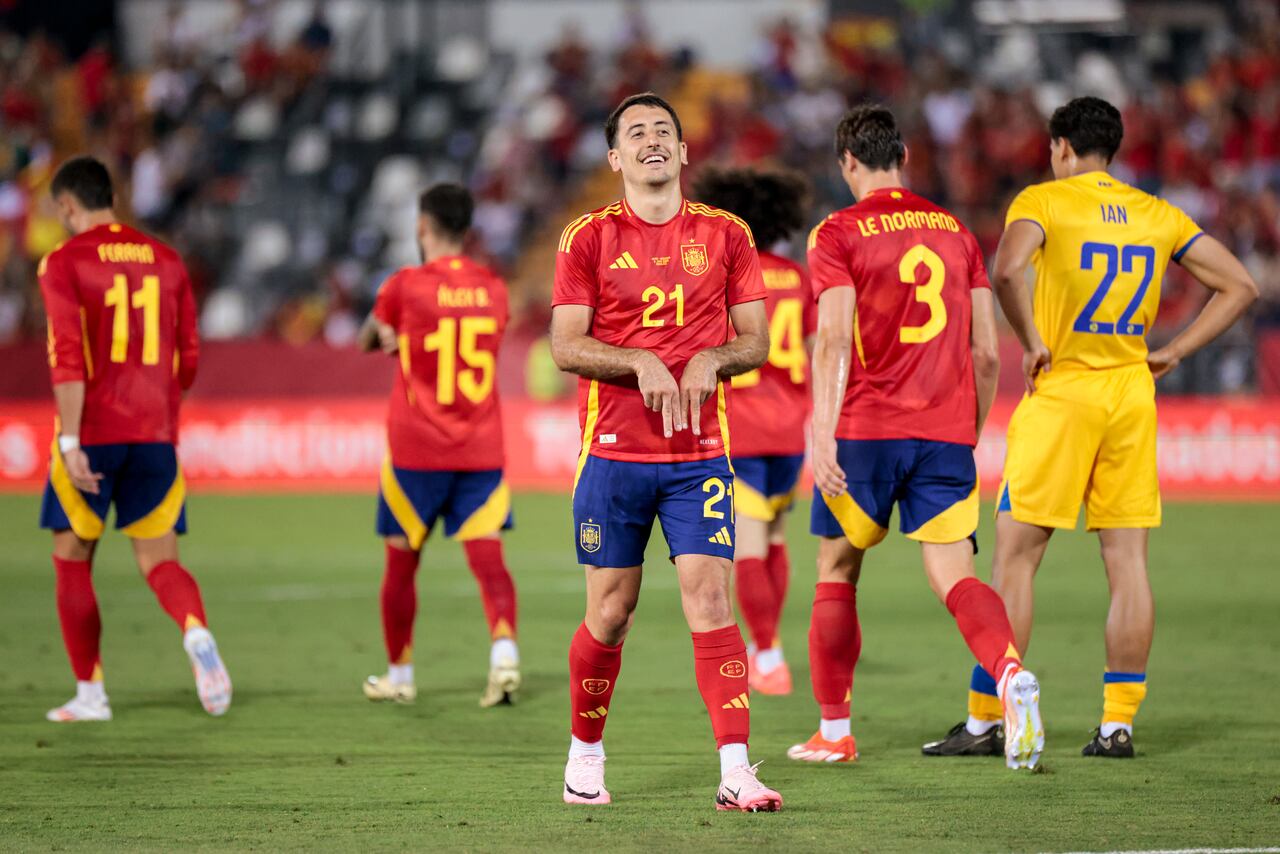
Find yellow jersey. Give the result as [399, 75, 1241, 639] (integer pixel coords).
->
[1005, 171, 1203, 371]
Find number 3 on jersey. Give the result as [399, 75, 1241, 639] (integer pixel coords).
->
[421, 316, 496, 405]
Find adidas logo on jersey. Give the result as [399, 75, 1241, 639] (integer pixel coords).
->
[708, 527, 733, 547]
[608, 251, 639, 269]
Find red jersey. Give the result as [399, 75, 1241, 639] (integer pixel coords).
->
[553, 199, 766, 463]
[39, 222, 198, 445]
[373, 255, 508, 471]
[728, 251, 815, 457]
[807, 188, 990, 446]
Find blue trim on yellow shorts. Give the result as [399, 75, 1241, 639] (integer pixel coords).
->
[40, 443, 187, 539]
[376, 466, 513, 550]
[572, 455, 735, 567]
[810, 439, 978, 549]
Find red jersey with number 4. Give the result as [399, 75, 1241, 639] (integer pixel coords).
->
[807, 187, 991, 447]
[728, 251, 815, 457]
[553, 199, 766, 463]
[40, 222, 198, 445]
[374, 255, 508, 471]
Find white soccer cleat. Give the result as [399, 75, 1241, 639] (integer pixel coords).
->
[362, 674, 417, 704]
[1000, 667, 1044, 770]
[479, 657, 521, 708]
[46, 695, 112, 723]
[563, 755, 611, 805]
[716, 761, 783, 812]
[184, 627, 232, 716]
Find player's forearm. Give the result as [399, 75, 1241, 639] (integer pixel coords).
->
[696, 331, 769, 379]
[357, 315, 382, 352]
[1163, 285, 1257, 361]
[811, 332, 850, 440]
[973, 353, 999, 435]
[992, 274, 1042, 352]
[53, 381, 86, 437]
[550, 331, 656, 380]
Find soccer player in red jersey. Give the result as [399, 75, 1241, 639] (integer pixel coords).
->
[37, 156, 230, 722]
[789, 105, 1044, 769]
[691, 167, 815, 696]
[358, 184, 521, 708]
[550, 93, 781, 811]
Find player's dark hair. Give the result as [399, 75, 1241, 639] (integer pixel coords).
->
[50, 156, 114, 211]
[834, 103, 906, 171]
[691, 166, 809, 248]
[418, 183, 473, 239]
[1048, 96, 1124, 162]
[604, 92, 683, 149]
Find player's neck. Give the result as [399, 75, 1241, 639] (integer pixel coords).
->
[1065, 157, 1110, 178]
[623, 181, 683, 225]
[421, 239, 465, 264]
[851, 170, 904, 202]
[73, 209, 117, 235]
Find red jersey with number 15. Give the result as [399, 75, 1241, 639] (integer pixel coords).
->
[40, 222, 199, 445]
[553, 199, 766, 463]
[373, 256, 508, 471]
[728, 251, 815, 457]
[807, 188, 991, 447]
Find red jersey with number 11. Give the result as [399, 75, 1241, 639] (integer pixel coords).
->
[373, 255, 508, 471]
[807, 188, 991, 447]
[40, 222, 198, 445]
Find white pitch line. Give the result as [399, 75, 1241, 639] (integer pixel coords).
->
[1052, 848, 1280, 854]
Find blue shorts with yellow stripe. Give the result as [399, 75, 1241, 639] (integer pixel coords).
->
[733, 454, 804, 522]
[572, 454, 736, 567]
[376, 460, 513, 550]
[40, 442, 188, 541]
[810, 439, 978, 549]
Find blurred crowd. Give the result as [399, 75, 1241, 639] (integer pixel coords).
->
[0, 1, 1277, 392]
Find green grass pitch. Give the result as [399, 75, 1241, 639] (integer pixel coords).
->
[0, 493, 1277, 852]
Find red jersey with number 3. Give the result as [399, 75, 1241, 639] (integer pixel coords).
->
[728, 251, 815, 457]
[373, 256, 508, 471]
[807, 188, 991, 447]
[39, 222, 198, 445]
[552, 199, 766, 463]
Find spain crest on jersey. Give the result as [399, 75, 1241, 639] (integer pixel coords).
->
[681, 243, 709, 276]
[579, 521, 602, 553]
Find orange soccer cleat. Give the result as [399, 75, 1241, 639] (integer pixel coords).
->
[786, 731, 859, 763]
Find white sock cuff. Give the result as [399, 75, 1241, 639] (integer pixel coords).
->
[819, 718, 851, 741]
[718, 742, 750, 776]
[569, 736, 605, 758]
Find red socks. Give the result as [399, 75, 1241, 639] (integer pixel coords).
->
[734, 556, 778, 650]
[53, 556, 102, 681]
[463, 538, 517, 640]
[692, 624, 751, 747]
[569, 622, 623, 742]
[808, 581, 860, 719]
[146, 560, 207, 631]
[766, 542, 790, 618]
[945, 577, 1021, 684]
[381, 543, 420, 664]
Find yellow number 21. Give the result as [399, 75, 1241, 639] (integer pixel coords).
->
[104, 273, 161, 365]
[641, 284, 685, 327]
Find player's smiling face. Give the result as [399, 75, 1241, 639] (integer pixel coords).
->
[608, 105, 687, 188]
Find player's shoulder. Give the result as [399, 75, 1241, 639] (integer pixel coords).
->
[558, 201, 626, 253]
[684, 201, 755, 244]
[806, 205, 860, 250]
[760, 250, 804, 274]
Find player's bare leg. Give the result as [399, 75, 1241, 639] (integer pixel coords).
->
[564, 564, 641, 805]
[789, 535, 862, 763]
[365, 534, 420, 703]
[46, 531, 110, 722]
[923, 539, 1042, 769]
[135, 532, 231, 716]
[1084, 527, 1152, 757]
[674, 554, 781, 812]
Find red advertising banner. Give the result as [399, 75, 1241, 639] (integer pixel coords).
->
[1, 397, 1278, 498]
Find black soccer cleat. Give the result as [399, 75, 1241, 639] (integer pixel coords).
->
[1081, 727, 1135, 758]
[922, 722, 1005, 756]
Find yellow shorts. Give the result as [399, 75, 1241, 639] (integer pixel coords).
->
[998, 364, 1159, 530]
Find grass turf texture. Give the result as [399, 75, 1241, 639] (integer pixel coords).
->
[0, 494, 1277, 852]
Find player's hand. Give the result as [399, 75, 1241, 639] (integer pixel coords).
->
[1022, 344, 1052, 394]
[376, 322, 398, 356]
[678, 352, 718, 436]
[1147, 346, 1181, 380]
[636, 352, 682, 437]
[63, 448, 103, 495]
[811, 431, 847, 498]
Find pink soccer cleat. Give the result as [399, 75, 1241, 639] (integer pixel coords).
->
[715, 761, 782, 812]
[563, 755, 611, 805]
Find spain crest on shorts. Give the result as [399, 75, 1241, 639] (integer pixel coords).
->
[579, 521, 602, 553]
[681, 243, 709, 276]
